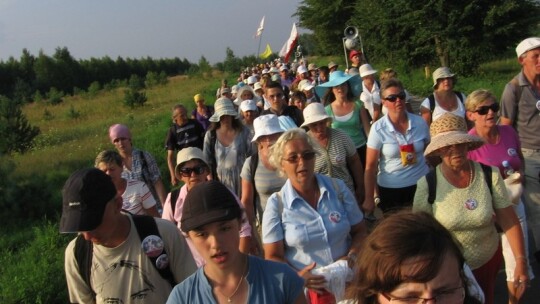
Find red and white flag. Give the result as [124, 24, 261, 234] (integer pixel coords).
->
[279, 23, 298, 62]
[255, 16, 265, 38]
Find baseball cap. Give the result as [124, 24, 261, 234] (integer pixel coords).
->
[298, 79, 314, 92]
[59, 168, 117, 233]
[193, 94, 204, 102]
[181, 180, 241, 232]
[240, 99, 258, 112]
[297, 65, 308, 75]
[516, 37, 540, 57]
[349, 50, 361, 60]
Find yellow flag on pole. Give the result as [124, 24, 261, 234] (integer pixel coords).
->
[260, 43, 273, 59]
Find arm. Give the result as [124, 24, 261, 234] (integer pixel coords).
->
[264, 241, 287, 263]
[346, 153, 366, 211]
[495, 206, 529, 284]
[359, 107, 371, 135]
[145, 205, 160, 217]
[240, 178, 256, 227]
[419, 106, 431, 126]
[363, 147, 379, 213]
[167, 149, 177, 186]
[372, 103, 381, 122]
[153, 178, 167, 207]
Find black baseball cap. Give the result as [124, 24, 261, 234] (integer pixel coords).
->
[181, 180, 241, 232]
[59, 168, 117, 233]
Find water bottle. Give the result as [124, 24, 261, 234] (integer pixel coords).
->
[502, 160, 515, 178]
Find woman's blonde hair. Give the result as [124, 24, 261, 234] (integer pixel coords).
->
[464, 89, 497, 112]
[268, 128, 319, 177]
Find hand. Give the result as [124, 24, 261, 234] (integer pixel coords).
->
[298, 262, 327, 292]
[170, 174, 178, 186]
[362, 197, 375, 215]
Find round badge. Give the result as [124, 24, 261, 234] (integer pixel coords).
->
[406, 153, 414, 161]
[507, 148, 517, 157]
[464, 198, 478, 210]
[156, 254, 169, 269]
[141, 235, 164, 257]
[536, 100, 540, 111]
[329, 211, 342, 223]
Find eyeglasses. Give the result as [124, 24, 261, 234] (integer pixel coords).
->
[282, 151, 316, 163]
[381, 286, 464, 304]
[179, 166, 206, 177]
[474, 103, 499, 115]
[383, 92, 406, 102]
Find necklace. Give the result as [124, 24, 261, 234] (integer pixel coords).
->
[442, 160, 473, 188]
[467, 161, 473, 187]
[216, 255, 248, 303]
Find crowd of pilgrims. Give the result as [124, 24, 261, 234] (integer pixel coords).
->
[85, 40, 540, 303]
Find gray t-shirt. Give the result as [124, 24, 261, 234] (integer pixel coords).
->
[500, 71, 540, 149]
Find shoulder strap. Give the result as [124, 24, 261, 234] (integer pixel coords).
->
[138, 150, 150, 185]
[428, 94, 436, 113]
[74, 235, 96, 299]
[479, 163, 493, 195]
[249, 153, 262, 222]
[169, 188, 181, 224]
[132, 215, 177, 287]
[209, 130, 219, 181]
[426, 168, 437, 204]
[455, 91, 464, 103]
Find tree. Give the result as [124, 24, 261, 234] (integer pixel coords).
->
[295, 0, 357, 55]
[350, 0, 540, 74]
[0, 95, 40, 154]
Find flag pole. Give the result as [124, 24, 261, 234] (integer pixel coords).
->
[257, 30, 264, 61]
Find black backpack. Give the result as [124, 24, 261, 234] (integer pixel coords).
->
[74, 215, 176, 299]
[426, 163, 492, 204]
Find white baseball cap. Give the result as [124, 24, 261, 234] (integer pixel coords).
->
[298, 79, 314, 92]
[240, 99, 258, 112]
[297, 65, 308, 75]
[516, 37, 540, 57]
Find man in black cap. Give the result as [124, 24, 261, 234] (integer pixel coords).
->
[61, 168, 196, 303]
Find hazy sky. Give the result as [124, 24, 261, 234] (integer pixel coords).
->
[0, 0, 302, 64]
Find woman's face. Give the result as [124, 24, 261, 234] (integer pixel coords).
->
[178, 160, 208, 190]
[307, 119, 328, 141]
[113, 137, 132, 154]
[258, 133, 281, 165]
[332, 82, 348, 99]
[187, 219, 241, 268]
[381, 86, 406, 113]
[280, 138, 316, 186]
[436, 77, 454, 92]
[97, 161, 123, 182]
[219, 115, 233, 125]
[241, 90, 254, 101]
[438, 143, 469, 170]
[468, 99, 499, 130]
[242, 110, 258, 124]
[377, 253, 464, 304]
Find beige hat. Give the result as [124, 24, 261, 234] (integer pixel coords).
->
[175, 147, 208, 179]
[308, 63, 318, 71]
[298, 79, 314, 92]
[359, 64, 377, 78]
[251, 114, 284, 142]
[209, 98, 238, 122]
[328, 61, 338, 69]
[301, 102, 331, 127]
[424, 113, 484, 157]
[432, 67, 455, 88]
[516, 37, 540, 57]
[254, 82, 263, 91]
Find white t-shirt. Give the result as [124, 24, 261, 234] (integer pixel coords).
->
[420, 92, 466, 122]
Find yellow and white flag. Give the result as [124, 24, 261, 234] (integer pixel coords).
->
[260, 44, 273, 59]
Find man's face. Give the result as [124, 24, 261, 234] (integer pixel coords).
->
[173, 107, 188, 126]
[81, 196, 122, 247]
[519, 48, 540, 76]
[265, 87, 285, 111]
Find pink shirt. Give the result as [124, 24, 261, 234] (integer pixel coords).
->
[468, 125, 522, 175]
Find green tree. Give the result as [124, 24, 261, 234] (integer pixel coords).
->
[350, 0, 540, 74]
[295, 0, 357, 55]
[0, 95, 40, 154]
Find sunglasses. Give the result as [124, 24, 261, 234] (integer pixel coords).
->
[474, 103, 499, 115]
[283, 151, 316, 163]
[179, 166, 206, 177]
[383, 92, 406, 102]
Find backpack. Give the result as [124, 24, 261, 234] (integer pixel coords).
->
[427, 91, 464, 113]
[168, 188, 181, 225]
[248, 152, 262, 223]
[207, 130, 219, 181]
[426, 163, 492, 204]
[74, 215, 176, 299]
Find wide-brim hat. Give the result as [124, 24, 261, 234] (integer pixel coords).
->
[315, 70, 362, 99]
[328, 61, 338, 69]
[424, 113, 484, 157]
[301, 102, 331, 127]
[251, 114, 284, 142]
[359, 64, 377, 78]
[174, 147, 208, 179]
[432, 67, 455, 88]
[209, 98, 238, 122]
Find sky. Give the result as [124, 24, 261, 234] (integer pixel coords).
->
[0, 0, 303, 64]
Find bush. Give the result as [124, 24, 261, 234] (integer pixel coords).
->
[47, 87, 64, 105]
[123, 88, 147, 108]
[87, 81, 101, 98]
[65, 105, 81, 119]
[0, 221, 70, 303]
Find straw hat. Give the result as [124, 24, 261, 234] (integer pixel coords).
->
[424, 113, 484, 157]
[432, 67, 455, 88]
[301, 103, 331, 127]
[209, 98, 238, 122]
[315, 70, 362, 98]
[251, 114, 284, 142]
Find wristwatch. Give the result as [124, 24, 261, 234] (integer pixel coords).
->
[374, 196, 381, 206]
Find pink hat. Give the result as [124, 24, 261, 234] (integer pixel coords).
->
[108, 124, 131, 143]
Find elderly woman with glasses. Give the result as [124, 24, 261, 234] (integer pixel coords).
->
[413, 113, 528, 304]
[161, 147, 251, 267]
[347, 211, 483, 304]
[364, 79, 430, 214]
[262, 128, 368, 298]
[465, 90, 534, 304]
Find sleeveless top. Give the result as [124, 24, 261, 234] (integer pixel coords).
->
[325, 100, 367, 148]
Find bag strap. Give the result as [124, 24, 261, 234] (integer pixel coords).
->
[169, 188, 181, 225]
[427, 163, 492, 205]
[428, 91, 463, 114]
[74, 215, 177, 297]
[249, 153, 262, 223]
[208, 130, 219, 181]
